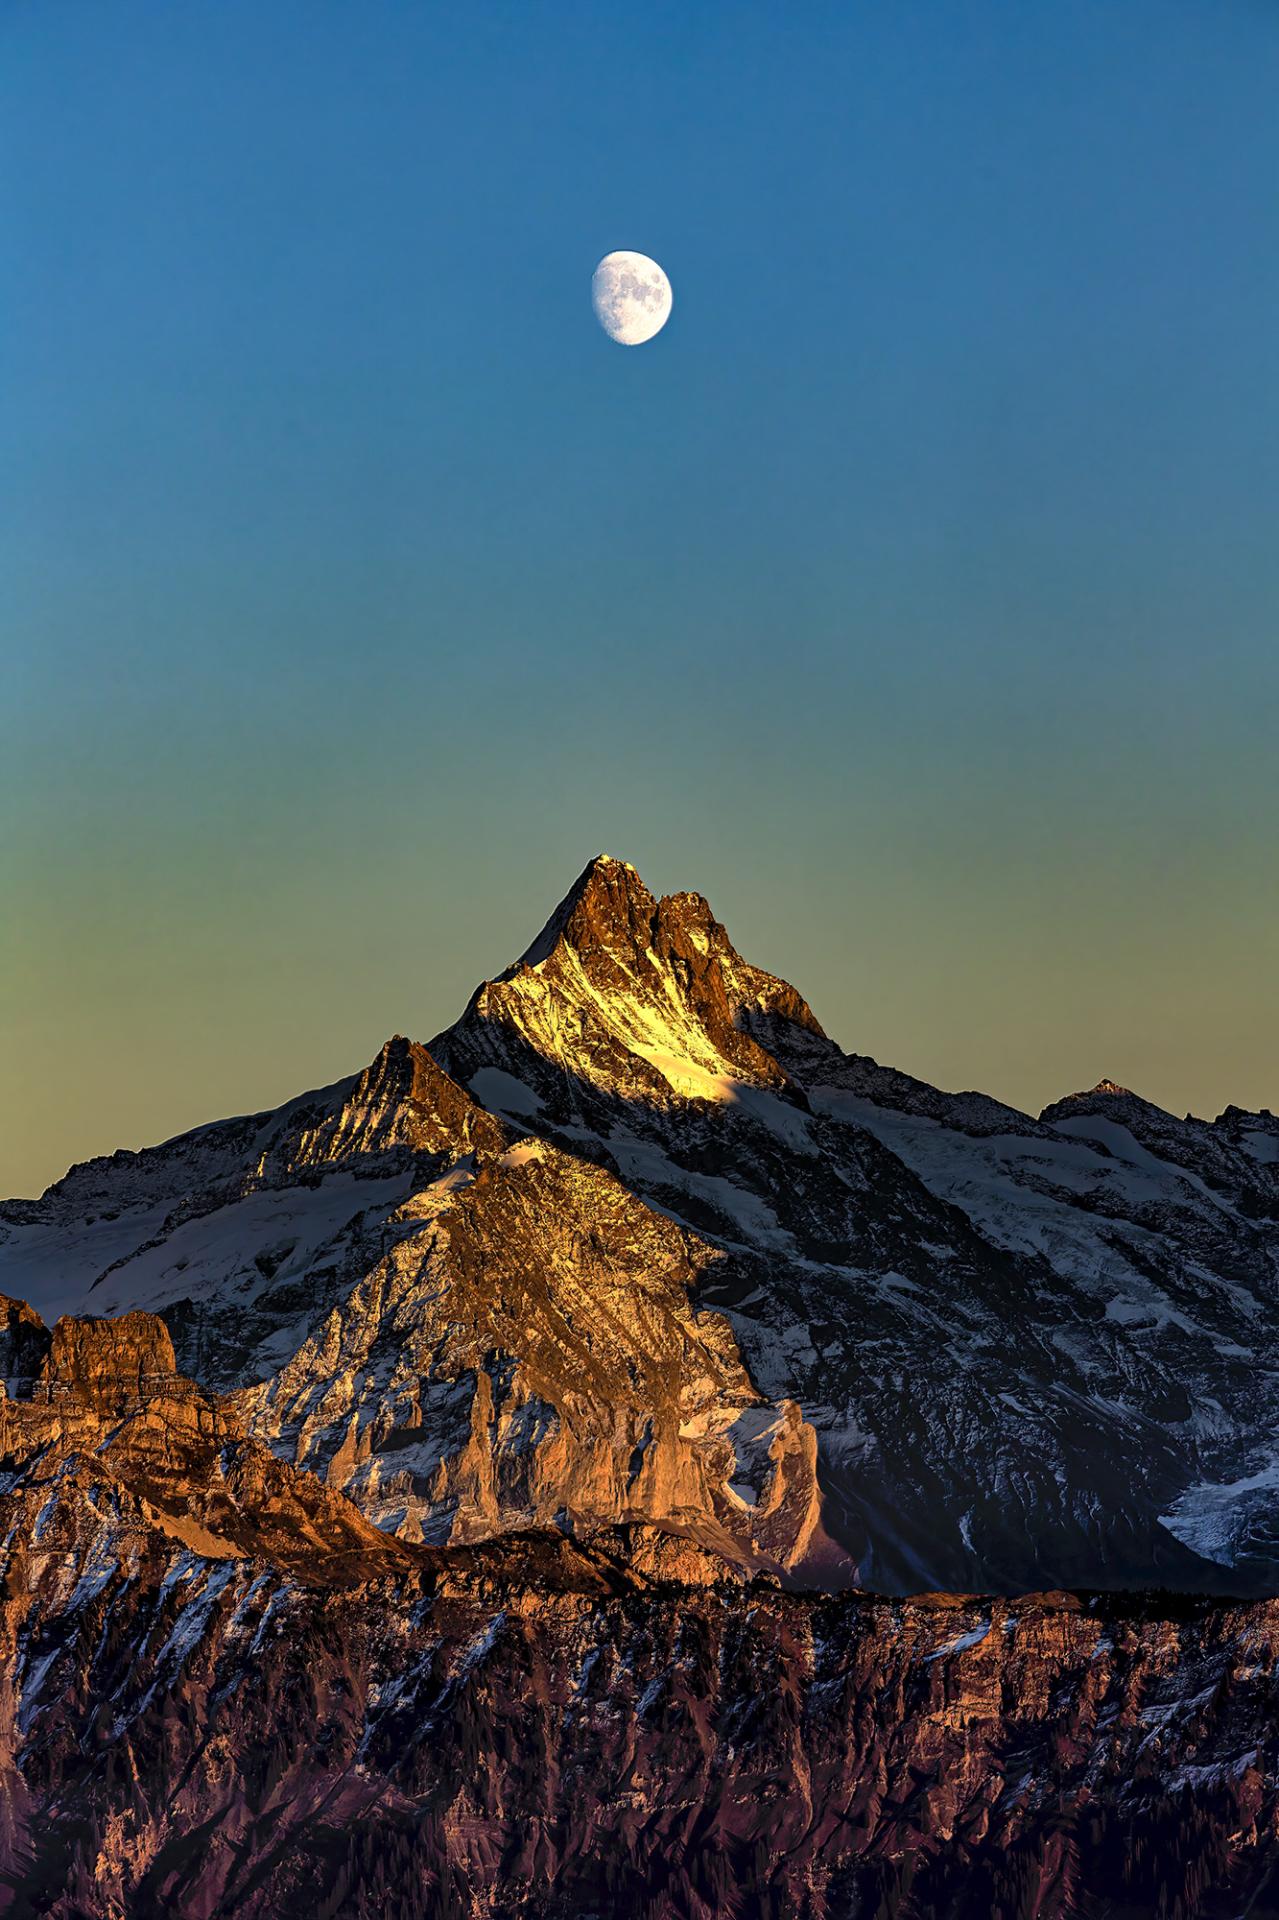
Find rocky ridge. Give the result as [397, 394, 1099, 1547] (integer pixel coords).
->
[2, 855, 1277, 1596]
[1, 1305, 1278, 1918]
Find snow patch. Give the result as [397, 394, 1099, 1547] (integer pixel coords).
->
[1240, 1131, 1279, 1166]
[498, 1139, 544, 1169]
[926, 1620, 991, 1660]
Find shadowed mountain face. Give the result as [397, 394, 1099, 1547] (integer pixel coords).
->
[3, 1307, 1279, 1920]
[3, 855, 1278, 1595]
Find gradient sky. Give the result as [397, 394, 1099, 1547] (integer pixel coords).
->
[3, 0, 1277, 1199]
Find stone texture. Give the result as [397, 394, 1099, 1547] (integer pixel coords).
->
[3, 1381, 1278, 1919]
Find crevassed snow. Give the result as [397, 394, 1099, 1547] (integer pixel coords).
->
[1240, 1130, 1279, 1166]
[1054, 1115, 1240, 1217]
[811, 1088, 1245, 1326]
[3, 1174, 407, 1327]
[1158, 1461, 1279, 1566]
[0, 1206, 172, 1323]
[1104, 1294, 1206, 1338]
[1054, 1115, 1190, 1178]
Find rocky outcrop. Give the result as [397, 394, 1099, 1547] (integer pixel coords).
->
[36, 1309, 180, 1412]
[3, 1417, 1279, 1919]
[3, 1313, 1277, 1918]
[236, 1138, 831, 1578]
[260, 1033, 506, 1176]
[0, 1302, 409, 1581]
[0, 1293, 50, 1387]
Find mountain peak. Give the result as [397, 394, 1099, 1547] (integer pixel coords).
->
[436, 858, 824, 1119]
[1039, 1077, 1139, 1122]
[516, 853, 657, 970]
[1037, 1079, 1193, 1137]
[264, 1033, 504, 1176]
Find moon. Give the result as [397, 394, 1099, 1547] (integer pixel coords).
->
[591, 251, 673, 346]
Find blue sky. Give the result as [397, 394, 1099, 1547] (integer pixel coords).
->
[3, 0, 1277, 1193]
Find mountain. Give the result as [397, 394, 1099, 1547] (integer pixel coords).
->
[2, 1301, 1278, 1920]
[3, 854, 1277, 1595]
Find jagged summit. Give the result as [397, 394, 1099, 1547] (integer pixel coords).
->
[1216, 1102, 1279, 1142]
[1039, 1078, 1167, 1126]
[266, 1031, 503, 1172]
[515, 853, 651, 970]
[433, 854, 828, 1130]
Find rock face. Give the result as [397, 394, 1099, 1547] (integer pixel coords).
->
[0, 1301, 409, 1580]
[1, 1335, 1278, 1919]
[236, 1137, 828, 1575]
[2, 855, 1278, 1596]
[0, 1014, 827, 1580]
[436, 855, 817, 1115]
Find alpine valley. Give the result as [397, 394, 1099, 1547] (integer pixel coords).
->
[2, 855, 1278, 1918]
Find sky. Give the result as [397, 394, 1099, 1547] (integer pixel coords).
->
[2, 0, 1277, 1198]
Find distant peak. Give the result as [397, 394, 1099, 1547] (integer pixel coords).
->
[1039, 1077, 1163, 1127]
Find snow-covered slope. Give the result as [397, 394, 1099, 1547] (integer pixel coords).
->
[3, 855, 1277, 1595]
